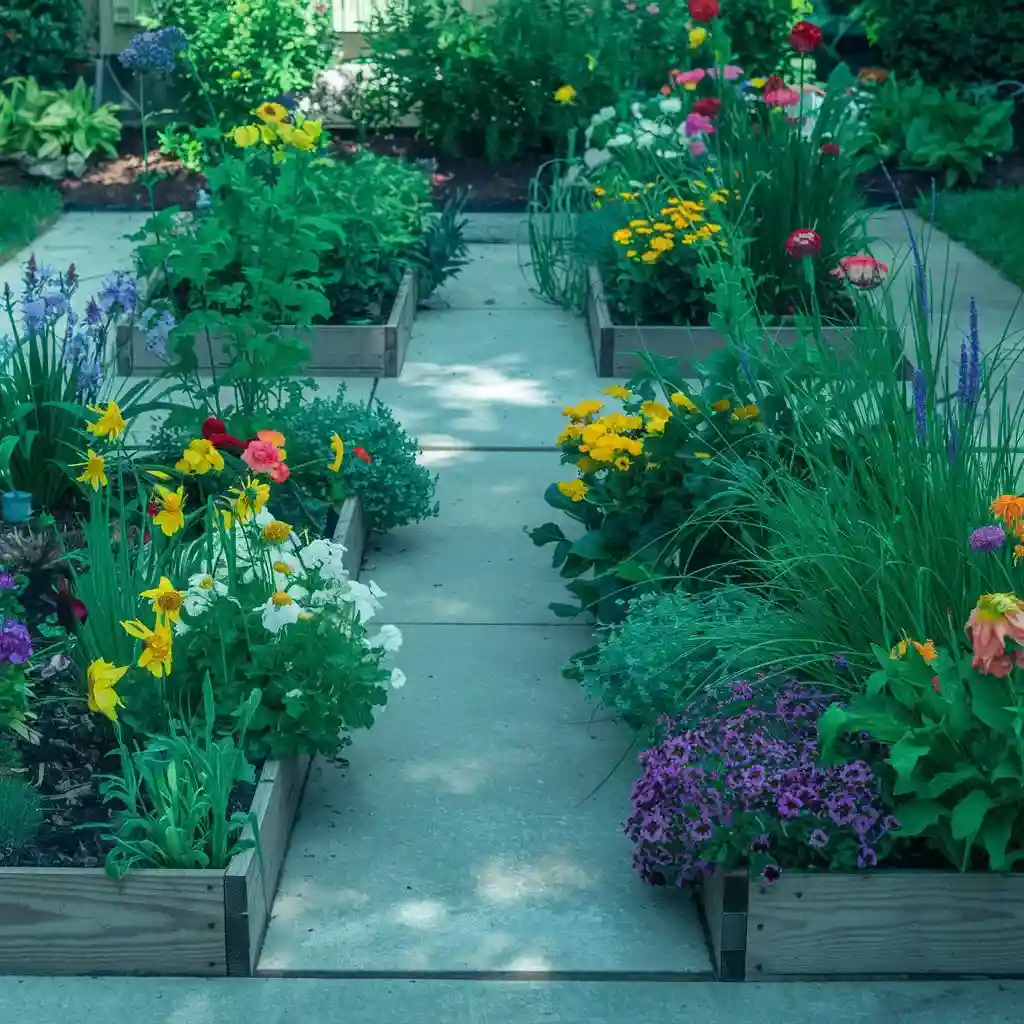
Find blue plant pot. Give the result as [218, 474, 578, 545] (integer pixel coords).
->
[1, 491, 32, 524]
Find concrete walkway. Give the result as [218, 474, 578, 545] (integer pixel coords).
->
[2, 217, 1024, 1017]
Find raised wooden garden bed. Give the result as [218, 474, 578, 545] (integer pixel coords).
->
[586, 265, 873, 378]
[699, 868, 1024, 980]
[0, 496, 369, 977]
[117, 271, 417, 378]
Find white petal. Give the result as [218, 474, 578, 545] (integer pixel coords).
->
[390, 668, 407, 690]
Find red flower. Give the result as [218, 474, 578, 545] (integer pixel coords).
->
[660, 84, 672, 95]
[930, 675, 941, 694]
[66, 263, 77, 286]
[789, 20, 822, 53]
[692, 96, 721, 118]
[209, 432, 247, 454]
[820, 141, 840, 155]
[201, 417, 227, 440]
[832, 254, 888, 288]
[785, 228, 822, 258]
[688, 0, 718, 22]
[146, 501, 159, 517]
[354, 447, 372, 464]
[56, 578, 87, 632]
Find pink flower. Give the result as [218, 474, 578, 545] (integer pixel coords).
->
[646, 3, 659, 11]
[832, 255, 888, 289]
[675, 69, 706, 86]
[785, 228, 822, 258]
[707, 64, 744, 81]
[270, 462, 291, 484]
[966, 593, 1024, 677]
[684, 112, 716, 136]
[690, 140, 708, 157]
[625, 2, 636, 8]
[242, 440, 285, 476]
[763, 75, 801, 107]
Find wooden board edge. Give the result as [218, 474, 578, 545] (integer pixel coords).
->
[585, 265, 617, 378]
[223, 755, 313, 976]
[383, 269, 418, 377]
[332, 494, 368, 580]
[697, 870, 749, 982]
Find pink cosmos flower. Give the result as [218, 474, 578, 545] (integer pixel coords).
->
[690, 140, 708, 157]
[684, 112, 716, 136]
[966, 593, 1024, 677]
[242, 439, 285, 476]
[675, 69, 706, 86]
[707, 64, 744, 81]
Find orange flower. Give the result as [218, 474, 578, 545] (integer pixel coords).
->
[965, 593, 1024, 678]
[991, 494, 1024, 524]
[911, 639, 938, 663]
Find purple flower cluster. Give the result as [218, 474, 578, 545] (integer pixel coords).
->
[970, 523, 1006, 553]
[0, 618, 32, 665]
[626, 681, 896, 887]
[138, 307, 176, 358]
[912, 367, 927, 443]
[118, 27, 188, 75]
[0, 573, 15, 591]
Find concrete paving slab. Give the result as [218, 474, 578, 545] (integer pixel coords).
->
[364, 450, 582, 624]
[374, 308, 598, 449]
[463, 212, 528, 244]
[2, 977, 1023, 1022]
[259, 623, 706, 975]
[434, 245, 550, 311]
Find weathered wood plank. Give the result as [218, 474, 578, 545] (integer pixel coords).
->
[224, 756, 312, 976]
[384, 270, 418, 377]
[0, 867, 225, 976]
[745, 870, 1024, 979]
[333, 494, 368, 579]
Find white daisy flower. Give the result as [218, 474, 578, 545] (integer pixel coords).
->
[260, 587, 308, 633]
[368, 624, 403, 654]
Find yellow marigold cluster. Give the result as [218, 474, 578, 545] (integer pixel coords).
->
[612, 197, 726, 265]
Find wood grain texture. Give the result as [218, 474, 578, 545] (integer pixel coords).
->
[225, 756, 312, 976]
[383, 270, 418, 377]
[745, 870, 1024, 979]
[0, 868, 225, 975]
[333, 495, 368, 579]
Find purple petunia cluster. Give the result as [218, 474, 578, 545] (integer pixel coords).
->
[626, 681, 896, 887]
[0, 618, 32, 665]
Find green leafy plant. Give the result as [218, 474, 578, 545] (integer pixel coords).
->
[410, 188, 471, 299]
[861, 74, 1015, 186]
[0, 775, 43, 858]
[819, 642, 1024, 872]
[142, 0, 334, 130]
[0, 186, 62, 264]
[0, 0, 84, 86]
[99, 675, 260, 876]
[862, 0, 1024, 86]
[0, 77, 122, 179]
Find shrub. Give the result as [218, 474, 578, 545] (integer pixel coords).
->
[0, 0, 83, 86]
[627, 680, 896, 886]
[862, 0, 1024, 86]
[143, 0, 335, 129]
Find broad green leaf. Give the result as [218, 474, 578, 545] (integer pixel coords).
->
[892, 798, 943, 837]
[927, 767, 983, 798]
[549, 602, 581, 619]
[569, 531, 609, 562]
[967, 672, 1015, 733]
[977, 805, 1017, 872]
[950, 789, 992, 842]
[529, 521, 566, 548]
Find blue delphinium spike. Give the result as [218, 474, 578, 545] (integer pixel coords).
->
[967, 297, 981, 403]
[912, 367, 927, 442]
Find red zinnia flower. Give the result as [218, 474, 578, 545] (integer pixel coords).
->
[688, 0, 718, 22]
[785, 228, 822, 258]
[789, 20, 822, 53]
[201, 417, 227, 440]
[354, 447, 372, 464]
[821, 141, 840, 155]
[692, 96, 721, 118]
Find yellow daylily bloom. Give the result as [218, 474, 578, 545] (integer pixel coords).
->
[86, 400, 127, 441]
[670, 392, 699, 413]
[255, 101, 288, 124]
[176, 438, 225, 475]
[121, 619, 174, 679]
[87, 659, 128, 721]
[230, 476, 271, 523]
[74, 450, 108, 490]
[140, 577, 185, 625]
[328, 433, 345, 473]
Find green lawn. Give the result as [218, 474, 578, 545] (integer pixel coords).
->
[924, 186, 1024, 291]
[0, 185, 63, 264]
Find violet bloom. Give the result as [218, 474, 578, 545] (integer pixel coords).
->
[684, 112, 716, 137]
[827, 793, 856, 826]
[808, 828, 829, 849]
[970, 523, 1006, 553]
[833, 653, 849, 670]
[777, 792, 804, 819]
[85, 298, 102, 325]
[97, 272, 138, 315]
[857, 846, 878, 869]
[0, 619, 32, 665]
[912, 367, 927, 442]
[762, 864, 781, 884]
[119, 27, 188, 74]
[139, 307, 176, 358]
[967, 297, 981, 402]
[0, 572, 15, 590]
[21, 297, 46, 329]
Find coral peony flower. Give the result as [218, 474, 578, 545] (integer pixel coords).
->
[785, 228, 822, 258]
[688, 0, 718, 22]
[966, 593, 1024, 677]
[692, 96, 721, 118]
[242, 439, 285, 476]
[789, 20, 822, 53]
[832, 255, 888, 288]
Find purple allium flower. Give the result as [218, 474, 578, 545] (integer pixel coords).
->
[0, 618, 32, 665]
[808, 828, 829, 849]
[762, 864, 782, 884]
[912, 367, 927, 442]
[118, 27, 188, 74]
[970, 523, 1006, 553]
